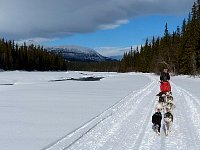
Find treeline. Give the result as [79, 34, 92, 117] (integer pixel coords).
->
[1, 1, 200, 74]
[67, 61, 119, 72]
[0, 38, 67, 71]
[66, 0, 200, 75]
[120, 0, 200, 75]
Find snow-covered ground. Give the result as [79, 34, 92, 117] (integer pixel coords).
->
[0, 71, 200, 150]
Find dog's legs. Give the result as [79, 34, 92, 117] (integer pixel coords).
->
[154, 124, 160, 135]
[165, 123, 169, 136]
[168, 122, 172, 133]
[162, 102, 165, 113]
[164, 95, 167, 103]
[165, 122, 169, 136]
[165, 122, 172, 136]
[155, 124, 158, 133]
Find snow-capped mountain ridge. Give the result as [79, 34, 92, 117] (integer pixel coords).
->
[52, 45, 98, 54]
[46, 45, 115, 62]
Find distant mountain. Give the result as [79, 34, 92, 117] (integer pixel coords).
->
[46, 45, 116, 62]
[94, 46, 130, 61]
[109, 55, 123, 60]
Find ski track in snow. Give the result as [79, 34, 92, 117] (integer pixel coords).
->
[43, 75, 200, 150]
[173, 83, 200, 149]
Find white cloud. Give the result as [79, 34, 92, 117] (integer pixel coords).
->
[98, 19, 129, 30]
[0, 0, 194, 41]
[94, 45, 138, 56]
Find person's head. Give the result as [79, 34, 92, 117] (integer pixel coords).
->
[163, 68, 168, 73]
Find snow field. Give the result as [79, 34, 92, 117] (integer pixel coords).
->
[0, 71, 200, 150]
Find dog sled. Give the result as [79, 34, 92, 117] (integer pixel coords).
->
[160, 81, 171, 93]
[152, 76, 175, 136]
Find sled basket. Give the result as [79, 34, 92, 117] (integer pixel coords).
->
[160, 81, 171, 93]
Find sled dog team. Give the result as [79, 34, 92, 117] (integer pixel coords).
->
[152, 68, 175, 136]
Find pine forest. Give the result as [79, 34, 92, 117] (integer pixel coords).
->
[0, 0, 200, 75]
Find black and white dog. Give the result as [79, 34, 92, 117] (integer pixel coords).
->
[163, 111, 173, 136]
[157, 91, 173, 103]
[166, 95, 173, 103]
[165, 101, 176, 113]
[156, 93, 166, 110]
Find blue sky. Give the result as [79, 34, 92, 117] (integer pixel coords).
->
[42, 14, 187, 47]
[41, 14, 188, 56]
[0, 0, 194, 56]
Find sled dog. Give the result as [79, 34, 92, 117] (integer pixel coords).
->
[155, 103, 163, 112]
[163, 112, 173, 136]
[165, 102, 175, 113]
[166, 95, 173, 103]
[152, 108, 162, 135]
[165, 91, 172, 96]
[157, 95, 165, 110]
